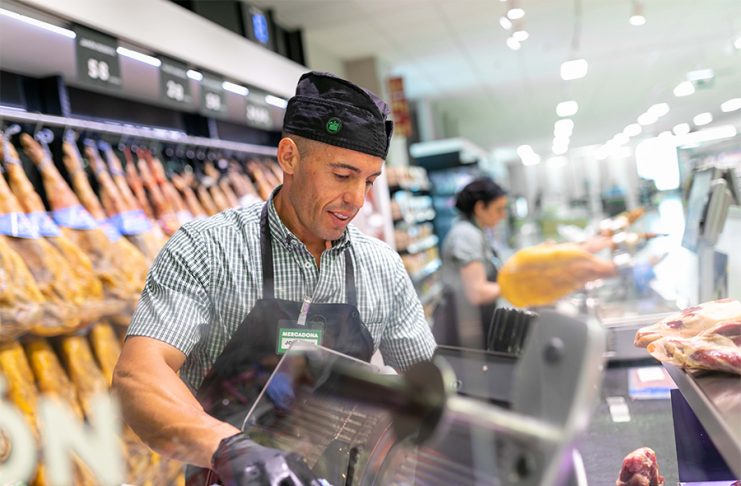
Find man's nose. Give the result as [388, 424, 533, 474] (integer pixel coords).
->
[343, 181, 367, 208]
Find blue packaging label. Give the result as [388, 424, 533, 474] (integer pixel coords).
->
[0, 213, 41, 239]
[52, 205, 98, 230]
[27, 211, 62, 237]
[110, 209, 152, 235]
[98, 218, 122, 242]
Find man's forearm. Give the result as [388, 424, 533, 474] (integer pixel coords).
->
[113, 344, 239, 467]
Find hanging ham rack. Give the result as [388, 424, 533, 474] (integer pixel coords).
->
[0, 106, 277, 157]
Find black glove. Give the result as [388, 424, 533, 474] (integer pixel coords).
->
[212, 433, 320, 486]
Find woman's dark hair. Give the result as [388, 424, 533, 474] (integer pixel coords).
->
[454, 177, 507, 217]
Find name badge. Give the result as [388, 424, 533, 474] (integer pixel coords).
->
[276, 327, 323, 354]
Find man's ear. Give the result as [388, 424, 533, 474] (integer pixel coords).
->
[277, 137, 299, 175]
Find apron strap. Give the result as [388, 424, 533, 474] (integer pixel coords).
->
[260, 203, 275, 299]
[259, 201, 358, 306]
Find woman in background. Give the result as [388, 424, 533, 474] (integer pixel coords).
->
[436, 177, 508, 349]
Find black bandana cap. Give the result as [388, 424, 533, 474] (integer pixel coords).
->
[282, 71, 394, 159]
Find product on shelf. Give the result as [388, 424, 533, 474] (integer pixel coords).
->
[25, 337, 83, 419]
[20, 133, 144, 323]
[136, 148, 180, 235]
[616, 447, 665, 486]
[247, 159, 274, 200]
[634, 298, 741, 347]
[124, 146, 156, 220]
[85, 141, 166, 262]
[0, 235, 44, 341]
[498, 242, 617, 308]
[171, 172, 208, 218]
[89, 321, 123, 386]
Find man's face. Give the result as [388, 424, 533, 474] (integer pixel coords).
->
[279, 138, 383, 246]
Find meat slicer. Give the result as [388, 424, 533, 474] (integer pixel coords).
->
[241, 309, 605, 486]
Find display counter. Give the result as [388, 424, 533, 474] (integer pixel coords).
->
[665, 364, 741, 478]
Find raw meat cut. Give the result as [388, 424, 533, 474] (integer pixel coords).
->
[616, 447, 665, 486]
[634, 298, 741, 347]
[647, 320, 741, 374]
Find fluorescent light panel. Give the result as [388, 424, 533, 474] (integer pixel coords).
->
[556, 100, 578, 117]
[720, 98, 741, 112]
[499, 16, 512, 30]
[673, 81, 695, 97]
[512, 30, 529, 42]
[507, 8, 525, 20]
[629, 15, 646, 26]
[560, 59, 588, 80]
[265, 95, 287, 108]
[693, 112, 712, 126]
[686, 68, 714, 82]
[223, 81, 249, 96]
[0, 7, 76, 38]
[506, 37, 521, 50]
[648, 102, 670, 117]
[637, 112, 658, 126]
[116, 46, 161, 67]
[672, 123, 690, 136]
[186, 69, 203, 81]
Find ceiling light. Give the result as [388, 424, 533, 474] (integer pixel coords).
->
[624, 123, 642, 137]
[629, 1, 646, 26]
[223, 81, 249, 96]
[517, 144, 535, 157]
[673, 81, 695, 97]
[648, 103, 670, 117]
[265, 94, 287, 108]
[517, 145, 540, 165]
[720, 98, 741, 112]
[554, 118, 574, 137]
[657, 131, 674, 140]
[637, 112, 658, 126]
[560, 58, 588, 80]
[512, 30, 529, 42]
[686, 68, 714, 82]
[556, 100, 578, 117]
[116, 46, 161, 67]
[552, 143, 569, 156]
[0, 7, 76, 38]
[693, 112, 712, 126]
[506, 37, 521, 51]
[613, 133, 629, 145]
[186, 69, 203, 81]
[507, 8, 525, 20]
[672, 123, 690, 136]
[499, 16, 512, 30]
[677, 125, 737, 145]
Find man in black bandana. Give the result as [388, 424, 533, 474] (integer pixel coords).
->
[115, 72, 436, 485]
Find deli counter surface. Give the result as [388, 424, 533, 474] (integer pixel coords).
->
[664, 364, 741, 479]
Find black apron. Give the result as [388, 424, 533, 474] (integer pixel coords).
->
[188, 204, 374, 484]
[479, 246, 500, 347]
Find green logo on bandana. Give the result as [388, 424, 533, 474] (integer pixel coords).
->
[326, 117, 342, 134]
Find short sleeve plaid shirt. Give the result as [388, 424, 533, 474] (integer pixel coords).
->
[127, 191, 437, 390]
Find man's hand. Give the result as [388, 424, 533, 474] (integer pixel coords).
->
[212, 433, 320, 486]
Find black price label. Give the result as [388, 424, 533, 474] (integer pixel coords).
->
[200, 74, 226, 117]
[245, 100, 272, 129]
[74, 26, 121, 89]
[160, 57, 192, 108]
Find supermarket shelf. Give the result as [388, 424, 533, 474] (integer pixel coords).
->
[410, 258, 442, 285]
[664, 364, 741, 477]
[399, 235, 439, 256]
[394, 210, 436, 225]
[389, 184, 430, 195]
[420, 282, 444, 306]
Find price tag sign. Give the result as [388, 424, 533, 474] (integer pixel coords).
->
[200, 73, 227, 118]
[74, 25, 121, 89]
[245, 98, 273, 129]
[160, 57, 192, 108]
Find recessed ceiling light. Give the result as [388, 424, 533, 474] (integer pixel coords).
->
[720, 98, 741, 112]
[506, 37, 521, 50]
[507, 8, 525, 20]
[693, 112, 712, 126]
[186, 69, 203, 81]
[554, 118, 574, 137]
[624, 123, 642, 137]
[672, 123, 690, 136]
[117, 46, 161, 67]
[613, 133, 630, 145]
[637, 112, 658, 126]
[499, 16, 512, 30]
[686, 68, 714, 82]
[673, 81, 695, 97]
[222, 81, 249, 96]
[0, 7, 76, 38]
[556, 100, 578, 117]
[265, 95, 288, 108]
[648, 103, 670, 117]
[512, 30, 529, 42]
[629, 15, 646, 26]
[560, 59, 588, 80]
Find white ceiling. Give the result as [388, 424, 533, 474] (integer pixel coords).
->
[252, 0, 741, 160]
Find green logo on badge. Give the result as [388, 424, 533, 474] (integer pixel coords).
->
[326, 117, 342, 134]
